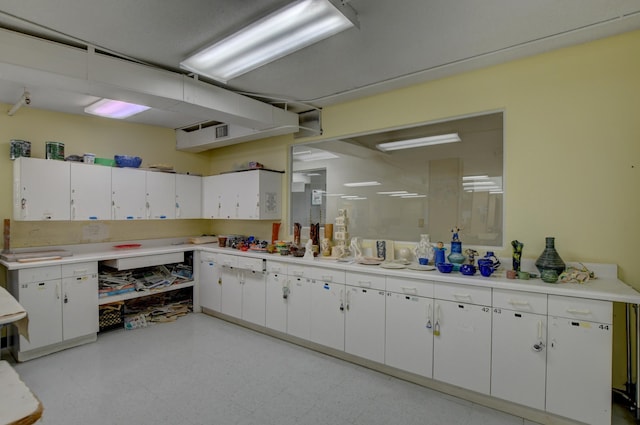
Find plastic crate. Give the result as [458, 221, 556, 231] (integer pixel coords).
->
[99, 302, 124, 332]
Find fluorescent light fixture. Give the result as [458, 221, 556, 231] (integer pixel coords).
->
[391, 192, 418, 197]
[462, 175, 489, 181]
[180, 0, 358, 83]
[294, 151, 339, 162]
[377, 133, 461, 152]
[343, 181, 381, 187]
[324, 193, 346, 197]
[463, 181, 496, 186]
[377, 191, 408, 195]
[351, 197, 367, 200]
[85, 98, 150, 119]
[400, 194, 427, 198]
[341, 195, 360, 199]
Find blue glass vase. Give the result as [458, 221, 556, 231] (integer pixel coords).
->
[448, 241, 465, 264]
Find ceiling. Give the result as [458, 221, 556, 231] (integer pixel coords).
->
[0, 0, 639, 131]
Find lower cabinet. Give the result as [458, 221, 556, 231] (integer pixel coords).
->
[10, 262, 98, 360]
[286, 274, 312, 340]
[432, 283, 492, 394]
[385, 289, 434, 378]
[309, 268, 346, 351]
[491, 289, 547, 410]
[545, 296, 613, 425]
[265, 269, 288, 333]
[199, 253, 221, 312]
[344, 272, 386, 364]
[218, 254, 266, 326]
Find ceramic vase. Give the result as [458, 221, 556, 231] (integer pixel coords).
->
[293, 223, 301, 246]
[535, 237, 565, 277]
[271, 222, 281, 244]
[414, 234, 434, 264]
[511, 240, 523, 272]
[448, 241, 465, 265]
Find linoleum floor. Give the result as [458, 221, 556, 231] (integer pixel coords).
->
[9, 313, 636, 425]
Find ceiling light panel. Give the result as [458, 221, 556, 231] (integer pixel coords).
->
[85, 99, 150, 119]
[377, 133, 461, 152]
[180, 0, 358, 83]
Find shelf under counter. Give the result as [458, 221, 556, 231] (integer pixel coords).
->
[98, 280, 194, 305]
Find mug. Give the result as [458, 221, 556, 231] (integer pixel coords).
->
[418, 258, 429, 266]
[480, 265, 493, 277]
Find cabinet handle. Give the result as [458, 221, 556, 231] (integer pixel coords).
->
[71, 199, 76, 220]
[426, 303, 432, 329]
[292, 270, 304, 277]
[321, 275, 333, 282]
[434, 303, 441, 336]
[566, 308, 592, 315]
[55, 282, 60, 300]
[357, 280, 372, 288]
[453, 293, 472, 301]
[176, 202, 181, 218]
[401, 286, 418, 295]
[339, 289, 345, 311]
[532, 320, 546, 352]
[508, 299, 530, 306]
[346, 290, 351, 310]
[146, 201, 151, 219]
[21, 198, 28, 219]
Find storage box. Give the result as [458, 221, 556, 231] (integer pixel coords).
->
[99, 302, 124, 332]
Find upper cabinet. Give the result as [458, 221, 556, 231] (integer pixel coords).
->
[71, 162, 112, 221]
[13, 157, 204, 221]
[175, 174, 202, 219]
[13, 157, 71, 221]
[111, 167, 147, 220]
[202, 170, 282, 220]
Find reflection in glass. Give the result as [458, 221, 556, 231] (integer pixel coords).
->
[291, 111, 503, 247]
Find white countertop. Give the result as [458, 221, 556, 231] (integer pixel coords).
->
[3, 238, 640, 304]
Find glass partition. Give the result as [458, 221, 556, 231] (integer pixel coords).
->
[291, 111, 504, 247]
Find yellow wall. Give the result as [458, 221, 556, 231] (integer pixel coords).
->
[0, 108, 213, 246]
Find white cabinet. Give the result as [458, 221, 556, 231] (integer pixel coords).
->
[199, 253, 221, 312]
[175, 174, 202, 219]
[286, 265, 312, 340]
[309, 267, 346, 351]
[491, 289, 547, 410]
[13, 157, 70, 221]
[111, 167, 146, 220]
[10, 262, 98, 361]
[201, 170, 282, 220]
[545, 296, 613, 425]
[265, 261, 288, 333]
[433, 283, 492, 394]
[218, 254, 266, 326]
[385, 277, 434, 378]
[146, 171, 176, 219]
[344, 272, 386, 364]
[70, 162, 112, 220]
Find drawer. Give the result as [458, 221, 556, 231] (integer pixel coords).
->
[287, 263, 310, 278]
[236, 257, 265, 272]
[386, 276, 433, 298]
[434, 282, 491, 306]
[548, 295, 612, 324]
[102, 252, 184, 270]
[218, 253, 238, 268]
[311, 266, 345, 283]
[62, 261, 98, 278]
[346, 271, 386, 291]
[266, 261, 287, 274]
[17, 265, 61, 282]
[493, 289, 547, 314]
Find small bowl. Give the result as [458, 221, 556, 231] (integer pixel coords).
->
[460, 264, 477, 276]
[114, 155, 142, 168]
[437, 263, 454, 273]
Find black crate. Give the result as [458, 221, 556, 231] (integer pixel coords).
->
[99, 301, 124, 332]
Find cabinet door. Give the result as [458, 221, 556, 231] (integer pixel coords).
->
[265, 272, 288, 333]
[18, 280, 63, 350]
[175, 174, 202, 219]
[112, 167, 146, 220]
[344, 286, 386, 363]
[235, 171, 259, 219]
[220, 266, 242, 319]
[287, 276, 312, 340]
[385, 292, 433, 378]
[432, 300, 491, 394]
[14, 157, 70, 221]
[199, 255, 221, 312]
[241, 270, 266, 326]
[146, 171, 176, 219]
[202, 175, 222, 219]
[546, 316, 612, 425]
[491, 309, 546, 410]
[257, 170, 282, 220]
[310, 280, 345, 350]
[70, 162, 112, 220]
[62, 274, 99, 340]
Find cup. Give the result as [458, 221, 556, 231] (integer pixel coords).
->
[518, 271, 530, 280]
[418, 258, 429, 266]
[506, 269, 517, 279]
[83, 153, 96, 164]
[480, 265, 493, 277]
